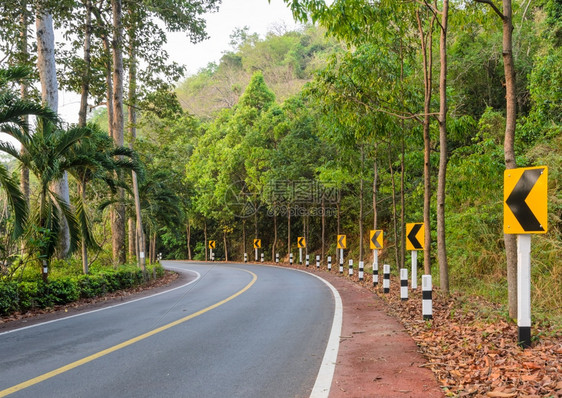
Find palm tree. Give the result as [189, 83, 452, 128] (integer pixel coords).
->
[66, 124, 140, 273]
[0, 118, 93, 280]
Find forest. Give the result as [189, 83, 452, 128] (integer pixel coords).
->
[0, 0, 560, 325]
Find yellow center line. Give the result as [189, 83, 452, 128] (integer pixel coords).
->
[0, 269, 257, 397]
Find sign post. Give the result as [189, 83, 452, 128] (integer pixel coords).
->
[370, 230, 383, 287]
[253, 239, 261, 262]
[298, 237, 306, 265]
[406, 223, 425, 289]
[337, 235, 346, 274]
[208, 241, 216, 262]
[504, 166, 548, 348]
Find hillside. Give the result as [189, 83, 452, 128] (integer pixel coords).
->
[175, 25, 342, 118]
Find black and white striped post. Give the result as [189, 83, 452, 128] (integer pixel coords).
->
[327, 256, 332, 271]
[400, 268, 408, 300]
[383, 264, 390, 293]
[260, 252, 264, 263]
[339, 249, 344, 274]
[316, 255, 320, 269]
[422, 275, 432, 320]
[275, 253, 279, 264]
[348, 259, 353, 276]
[289, 253, 293, 265]
[306, 254, 310, 267]
[359, 261, 364, 281]
[373, 250, 379, 287]
[244, 253, 247, 263]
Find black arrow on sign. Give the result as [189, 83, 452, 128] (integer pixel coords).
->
[506, 168, 545, 232]
[298, 237, 305, 247]
[338, 235, 345, 248]
[407, 224, 423, 250]
[371, 231, 382, 249]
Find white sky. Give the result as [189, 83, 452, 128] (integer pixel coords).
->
[56, 0, 300, 123]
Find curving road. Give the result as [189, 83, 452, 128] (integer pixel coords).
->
[0, 262, 340, 398]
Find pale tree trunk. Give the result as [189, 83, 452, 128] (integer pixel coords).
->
[111, 0, 126, 264]
[437, 0, 450, 294]
[399, 38, 406, 269]
[373, 149, 378, 230]
[416, 9, 435, 275]
[128, 217, 135, 259]
[474, 0, 518, 319]
[127, 18, 146, 273]
[19, 9, 30, 205]
[37, 9, 71, 258]
[186, 221, 192, 260]
[78, 0, 92, 127]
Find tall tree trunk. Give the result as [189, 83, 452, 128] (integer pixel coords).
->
[186, 221, 192, 260]
[128, 217, 135, 259]
[37, 8, 71, 258]
[388, 140, 400, 269]
[242, 219, 246, 258]
[474, 0, 518, 319]
[287, 205, 291, 257]
[416, 9, 435, 275]
[437, 0, 450, 294]
[373, 149, 378, 230]
[19, 8, 30, 206]
[359, 145, 364, 262]
[127, 17, 146, 273]
[204, 220, 208, 261]
[223, 229, 228, 261]
[336, 201, 341, 264]
[502, 0, 518, 319]
[321, 195, 325, 263]
[111, 0, 126, 264]
[399, 37, 406, 270]
[79, 182, 89, 274]
[273, 210, 277, 260]
[78, 0, 92, 127]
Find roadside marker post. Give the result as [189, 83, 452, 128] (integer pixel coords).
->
[359, 261, 364, 281]
[422, 275, 433, 320]
[504, 166, 548, 348]
[369, 230, 383, 287]
[348, 259, 353, 276]
[383, 264, 390, 293]
[298, 237, 306, 265]
[327, 256, 332, 271]
[406, 223, 424, 289]
[316, 255, 320, 269]
[400, 268, 408, 300]
[208, 241, 216, 262]
[337, 235, 346, 274]
[253, 239, 261, 262]
[244, 253, 247, 263]
[289, 253, 293, 265]
[306, 254, 310, 267]
[261, 252, 264, 263]
[276, 253, 279, 264]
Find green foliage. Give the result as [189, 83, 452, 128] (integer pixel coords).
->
[0, 264, 165, 316]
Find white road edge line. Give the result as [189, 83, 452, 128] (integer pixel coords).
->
[0, 267, 201, 336]
[306, 271, 343, 398]
[262, 264, 342, 398]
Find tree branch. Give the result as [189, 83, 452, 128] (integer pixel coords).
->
[474, 0, 505, 20]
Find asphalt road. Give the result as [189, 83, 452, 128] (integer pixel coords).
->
[0, 262, 337, 398]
